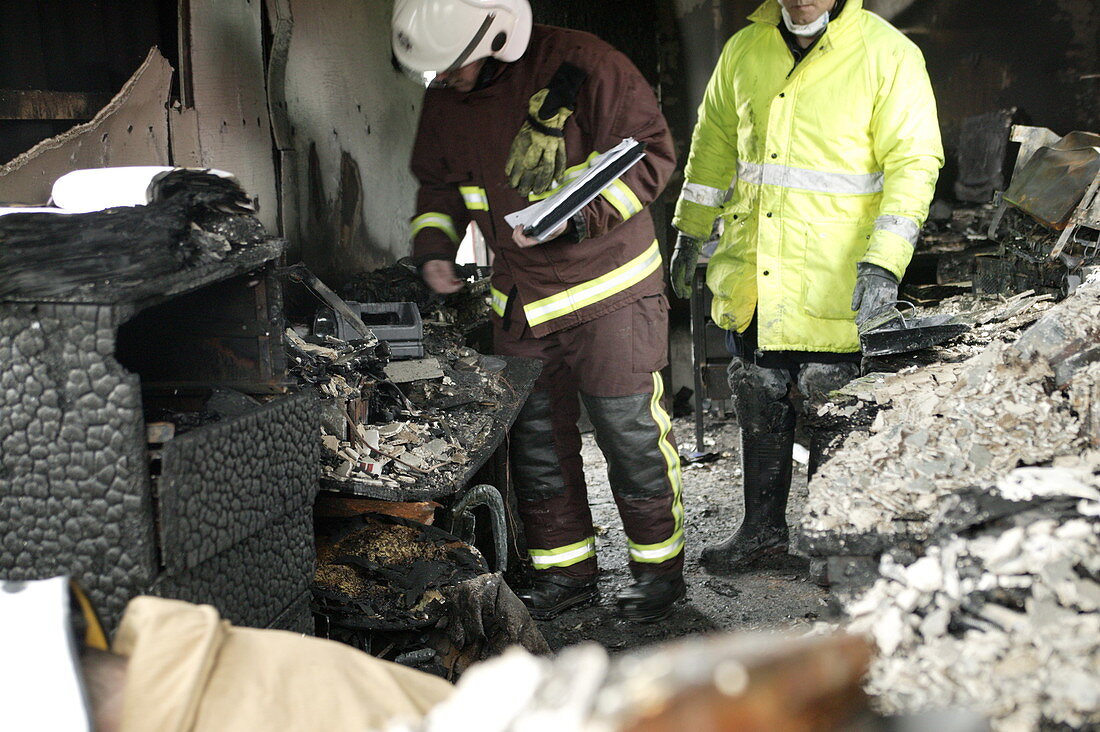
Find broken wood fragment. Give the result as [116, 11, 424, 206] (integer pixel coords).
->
[313, 494, 440, 523]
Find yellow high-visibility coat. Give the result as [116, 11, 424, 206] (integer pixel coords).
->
[673, 0, 943, 352]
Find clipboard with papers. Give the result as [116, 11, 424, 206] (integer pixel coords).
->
[504, 138, 647, 243]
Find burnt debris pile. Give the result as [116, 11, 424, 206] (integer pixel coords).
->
[0, 169, 264, 300]
[313, 513, 486, 636]
[795, 124, 1100, 728]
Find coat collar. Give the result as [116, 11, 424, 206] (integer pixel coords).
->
[748, 0, 863, 28]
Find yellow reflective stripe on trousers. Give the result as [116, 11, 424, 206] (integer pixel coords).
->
[736, 160, 884, 195]
[599, 178, 643, 220]
[628, 372, 685, 564]
[522, 240, 662, 327]
[489, 286, 507, 317]
[529, 536, 596, 569]
[411, 212, 460, 244]
[459, 185, 489, 211]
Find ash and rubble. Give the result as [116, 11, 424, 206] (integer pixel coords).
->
[283, 279, 515, 498]
[799, 128, 1100, 729]
[294, 266, 549, 675]
[801, 283, 1095, 546]
[313, 513, 487, 632]
[846, 460, 1100, 730]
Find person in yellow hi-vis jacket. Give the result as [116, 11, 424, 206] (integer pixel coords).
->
[669, 0, 943, 575]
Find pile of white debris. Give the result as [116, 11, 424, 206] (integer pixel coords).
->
[802, 280, 1100, 544]
[846, 459, 1100, 730]
[798, 276, 1100, 728]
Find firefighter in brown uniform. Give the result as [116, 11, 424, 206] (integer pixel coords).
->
[392, 0, 685, 621]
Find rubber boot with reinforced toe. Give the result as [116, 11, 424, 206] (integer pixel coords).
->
[616, 572, 686, 622]
[701, 429, 794, 576]
[517, 574, 599, 620]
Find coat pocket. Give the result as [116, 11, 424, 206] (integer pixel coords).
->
[801, 219, 873, 320]
[632, 294, 670, 374]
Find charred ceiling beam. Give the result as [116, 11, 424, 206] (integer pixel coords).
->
[0, 89, 113, 120]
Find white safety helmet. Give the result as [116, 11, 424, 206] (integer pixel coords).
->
[392, 0, 533, 87]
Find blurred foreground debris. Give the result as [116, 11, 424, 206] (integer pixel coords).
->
[394, 632, 880, 732]
[848, 461, 1100, 730]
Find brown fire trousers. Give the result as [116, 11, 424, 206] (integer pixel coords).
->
[496, 294, 685, 579]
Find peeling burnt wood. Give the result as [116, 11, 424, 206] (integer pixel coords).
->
[0, 48, 172, 206]
[0, 90, 114, 120]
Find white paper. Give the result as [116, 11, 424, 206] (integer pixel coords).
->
[0, 576, 91, 732]
[505, 138, 646, 242]
[49, 166, 236, 212]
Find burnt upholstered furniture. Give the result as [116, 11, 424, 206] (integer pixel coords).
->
[0, 241, 319, 633]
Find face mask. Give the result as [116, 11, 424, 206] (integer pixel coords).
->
[780, 5, 830, 37]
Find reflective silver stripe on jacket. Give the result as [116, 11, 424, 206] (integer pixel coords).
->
[599, 178, 644, 220]
[874, 214, 920, 247]
[459, 185, 489, 211]
[680, 181, 726, 208]
[736, 161, 884, 195]
[522, 240, 662, 327]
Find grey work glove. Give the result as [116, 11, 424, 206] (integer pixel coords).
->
[669, 232, 702, 299]
[850, 262, 899, 328]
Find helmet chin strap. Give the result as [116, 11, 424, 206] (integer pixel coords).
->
[780, 5, 830, 37]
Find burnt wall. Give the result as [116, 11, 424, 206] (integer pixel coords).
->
[889, 0, 1099, 195]
[893, 0, 1099, 137]
[530, 1, 663, 84]
[0, 0, 178, 166]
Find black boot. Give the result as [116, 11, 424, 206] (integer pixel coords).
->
[616, 573, 686, 622]
[701, 430, 794, 576]
[517, 574, 598, 620]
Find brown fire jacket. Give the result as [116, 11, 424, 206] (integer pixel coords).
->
[410, 25, 676, 337]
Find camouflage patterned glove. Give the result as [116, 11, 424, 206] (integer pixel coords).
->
[504, 62, 587, 197]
